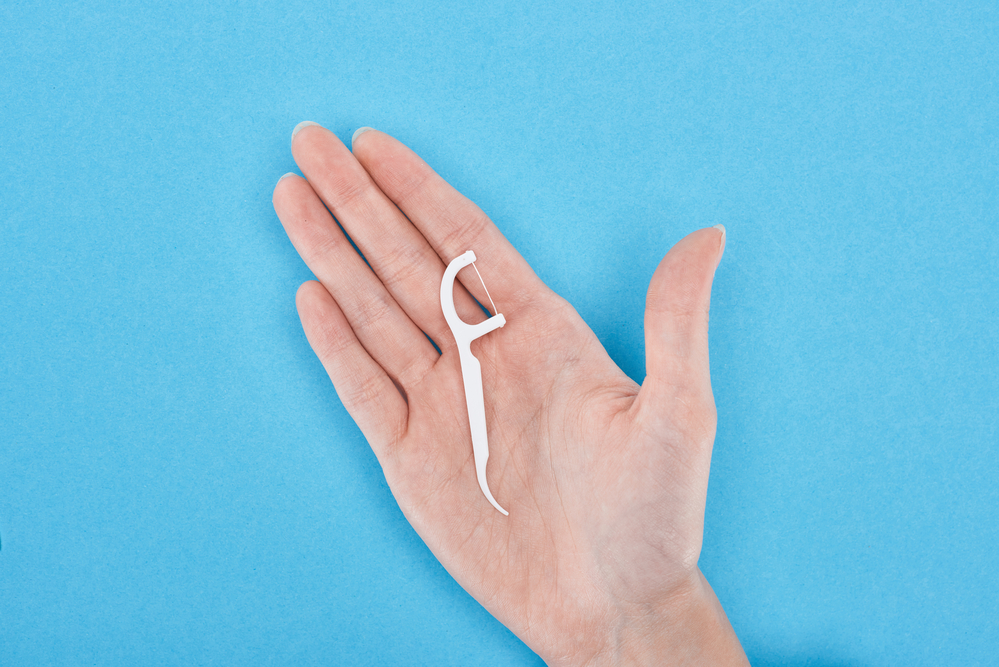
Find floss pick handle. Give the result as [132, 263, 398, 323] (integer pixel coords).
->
[440, 251, 508, 516]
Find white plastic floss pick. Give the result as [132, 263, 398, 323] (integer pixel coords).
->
[440, 251, 508, 516]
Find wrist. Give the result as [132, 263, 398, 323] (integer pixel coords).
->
[567, 570, 748, 667]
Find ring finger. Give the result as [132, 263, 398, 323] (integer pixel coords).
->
[273, 174, 438, 393]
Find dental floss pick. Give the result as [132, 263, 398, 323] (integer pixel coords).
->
[440, 251, 509, 516]
[470, 261, 498, 316]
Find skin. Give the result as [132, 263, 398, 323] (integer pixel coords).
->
[272, 124, 749, 666]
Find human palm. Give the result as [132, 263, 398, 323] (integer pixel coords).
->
[274, 123, 746, 666]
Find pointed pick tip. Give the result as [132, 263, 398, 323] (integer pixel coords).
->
[482, 485, 509, 516]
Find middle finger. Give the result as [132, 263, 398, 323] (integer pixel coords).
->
[291, 123, 486, 351]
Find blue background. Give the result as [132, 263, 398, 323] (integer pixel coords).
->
[2, 1, 996, 664]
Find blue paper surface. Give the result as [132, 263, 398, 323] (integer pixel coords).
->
[1, 1, 996, 664]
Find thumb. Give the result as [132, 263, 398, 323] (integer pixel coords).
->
[636, 225, 726, 438]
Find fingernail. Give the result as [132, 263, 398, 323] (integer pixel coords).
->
[278, 172, 296, 183]
[351, 126, 374, 147]
[291, 121, 322, 149]
[712, 224, 726, 250]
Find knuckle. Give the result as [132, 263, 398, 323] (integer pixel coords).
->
[439, 211, 488, 258]
[379, 240, 427, 291]
[350, 291, 394, 334]
[311, 228, 344, 259]
[396, 353, 435, 392]
[649, 297, 709, 323]
[391, 169, 431, 206]
[332, 177, 367, 208]
[342, 367, 385, 409]
[315, 314, 354, 359]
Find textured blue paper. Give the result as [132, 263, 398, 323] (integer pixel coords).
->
[2, 1, 996, 665]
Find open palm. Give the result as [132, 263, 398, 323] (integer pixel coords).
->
[273, 124, 746, 666]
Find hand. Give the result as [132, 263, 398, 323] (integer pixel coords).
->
[273, 123, 748, 666]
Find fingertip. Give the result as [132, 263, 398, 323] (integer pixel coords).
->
[351, 126, 375, 148]
[712, 224, 726, 255]
[678, 226, 726, 272]
[273, 174, 293, 208]
[645, 226, 726, 338]
[274, 172, 298, 194]
[291, 121, 323, 150]
[661, 226, 726, 277]
[295, 280, 325, 309]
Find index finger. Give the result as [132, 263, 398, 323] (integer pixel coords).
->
[350, 129, 546, 314]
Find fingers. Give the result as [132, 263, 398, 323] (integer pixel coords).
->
[296, 281, 406, 452]
[290, 124, 486, 349]
[350, 128, 547, 315]
[274, 174, 438, 393]
[636, 226, 726, 441]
